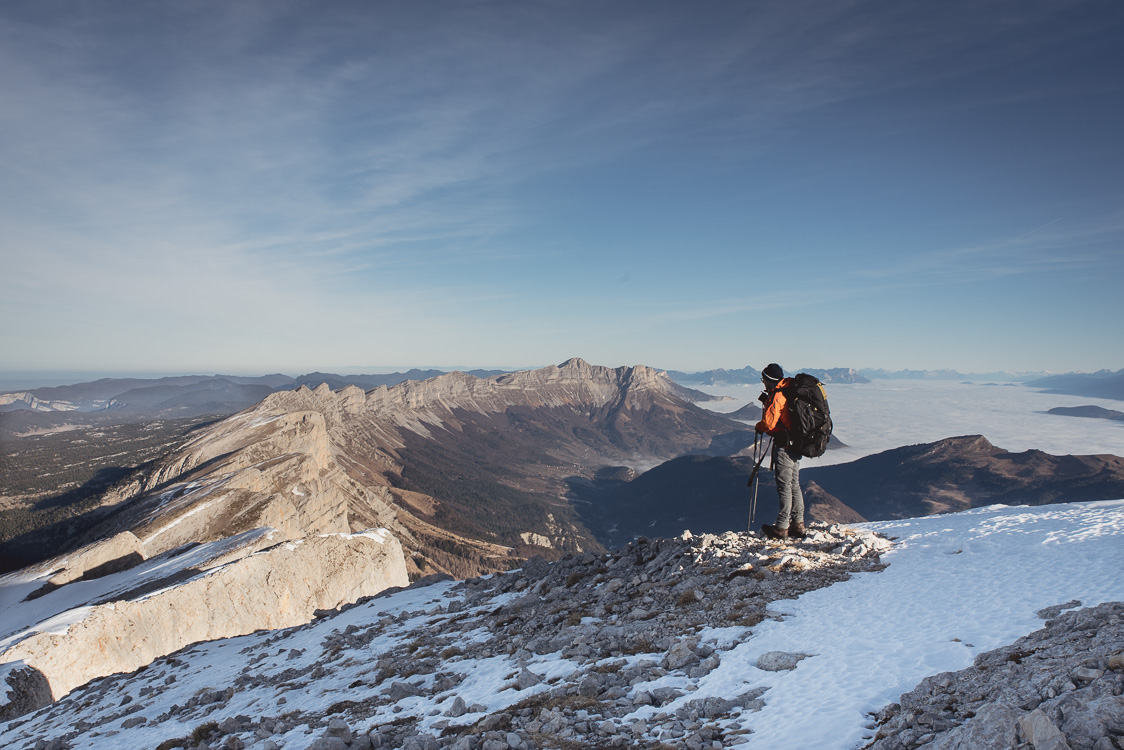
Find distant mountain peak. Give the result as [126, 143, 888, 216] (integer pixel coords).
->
[921, 434, 1000, 457]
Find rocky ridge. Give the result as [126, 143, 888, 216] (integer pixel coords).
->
[865, 601, 1124, 750]
[0, 528, 409, 721]
[0, 524, 890, 750]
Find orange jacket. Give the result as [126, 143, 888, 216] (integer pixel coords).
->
[755, 378, 793, 436]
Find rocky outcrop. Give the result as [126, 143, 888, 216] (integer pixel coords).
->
[44, 531, 145, 586]
[0, 664, 50, 723]
[866, 601, 1124, 750]
[0, 529, 408, 718]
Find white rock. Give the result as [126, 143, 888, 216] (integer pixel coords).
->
[756, 651, 810, 671]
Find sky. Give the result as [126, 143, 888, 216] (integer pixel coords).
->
[2, 0, 1122, 376]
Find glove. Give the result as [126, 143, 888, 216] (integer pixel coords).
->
[757, 391, 769, 405]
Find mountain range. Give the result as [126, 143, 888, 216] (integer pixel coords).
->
[666, 366, 869, 385]
[8, 361, 1124, 580]
[0, 371, 501, 421]
[858, 368, 1050, 381]
[1028, 368, 1124, 401]
[0, 368, 723, 440]
[47, 359, 752, 582]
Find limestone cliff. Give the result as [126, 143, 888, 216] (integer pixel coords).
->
[0, 528, 408, 717]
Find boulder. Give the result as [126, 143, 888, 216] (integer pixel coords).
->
[1018, 709, 1071, 750]
[756, 651, 809, 671]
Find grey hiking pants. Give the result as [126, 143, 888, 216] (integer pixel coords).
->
[773, 445, 804, 530]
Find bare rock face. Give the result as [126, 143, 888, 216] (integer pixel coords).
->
[0, 529, 408, 718]
[128, 409, 354, 558]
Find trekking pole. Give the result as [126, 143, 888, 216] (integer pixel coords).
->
[747, 433, 759, 532]
[746, 436, 772, 531]
[749, 470, 759, 532]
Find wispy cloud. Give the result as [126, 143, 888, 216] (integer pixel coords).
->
[854, 215, 1124, 284]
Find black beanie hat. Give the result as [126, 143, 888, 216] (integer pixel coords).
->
[762, 363, 784, 382]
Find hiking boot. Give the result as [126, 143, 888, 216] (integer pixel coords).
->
[790, 522, 806, 538]
[761, 524, 788, 539]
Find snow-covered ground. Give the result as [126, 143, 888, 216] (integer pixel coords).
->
[702, 500, 1124, 748]
[697, 379, 1124, 466]
[2, 500, 1120, 750]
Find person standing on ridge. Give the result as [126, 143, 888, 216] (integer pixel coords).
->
[754, 363, 806, 540]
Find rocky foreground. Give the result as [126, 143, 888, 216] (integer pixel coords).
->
[4, 521, 1120, 750]
[2, 524, 889, 750]
[866, 601, 1124, 750]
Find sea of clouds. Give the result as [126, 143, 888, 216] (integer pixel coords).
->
[697, 379, 1124, 466]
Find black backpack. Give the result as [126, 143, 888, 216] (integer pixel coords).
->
[781, 373, 833, 458]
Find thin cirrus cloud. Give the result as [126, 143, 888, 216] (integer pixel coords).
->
[852, 217, 1124, 285]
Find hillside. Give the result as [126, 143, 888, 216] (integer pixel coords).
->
[806, 435, 1124, 520]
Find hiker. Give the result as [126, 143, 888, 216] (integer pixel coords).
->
[755, 363, 806, 539]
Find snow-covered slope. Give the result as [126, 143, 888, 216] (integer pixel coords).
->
[1, 500, 1120, 750]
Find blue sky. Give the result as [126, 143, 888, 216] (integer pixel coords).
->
[2, 0, 1121, 376]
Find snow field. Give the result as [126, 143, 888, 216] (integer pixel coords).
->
[677, 500, 1124, 749]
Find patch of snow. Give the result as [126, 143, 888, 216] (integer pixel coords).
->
[248, 413, 285, 428]
[322, 528, 393, 545]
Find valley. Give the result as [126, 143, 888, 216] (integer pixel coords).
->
[0, 415, 220, 573]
